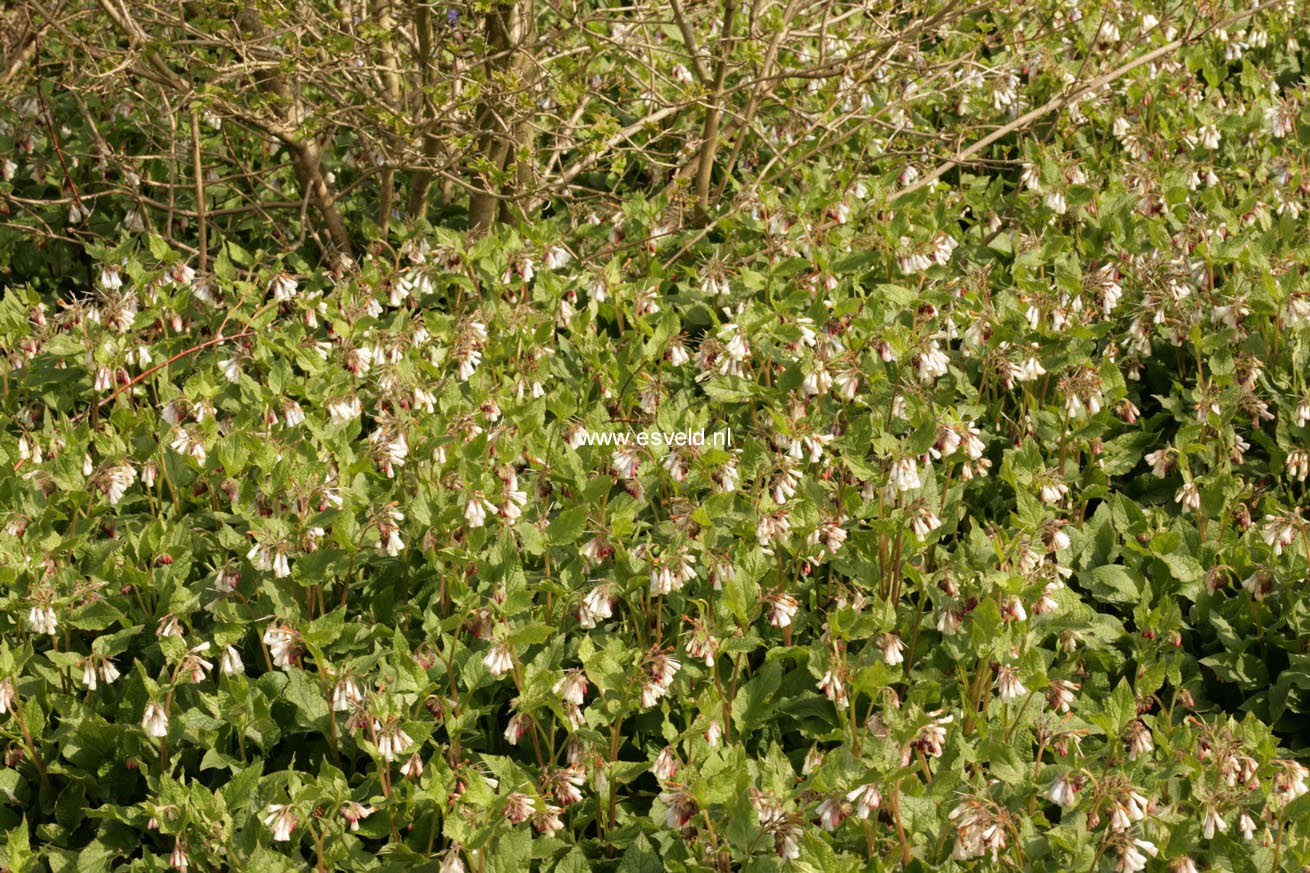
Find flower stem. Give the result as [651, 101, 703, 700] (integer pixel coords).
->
[12, 696, 52, 798]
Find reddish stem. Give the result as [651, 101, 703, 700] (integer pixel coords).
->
[98, 329, 255, 408]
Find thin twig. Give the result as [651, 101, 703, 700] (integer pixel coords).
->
[893, 0, 1285, 202]
[97, 329, 255, 409]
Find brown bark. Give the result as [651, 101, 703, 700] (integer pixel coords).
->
[373, 0, 404, 235]
[190, 107, 208, 272]
[288, 138, 353, 255]
[407, 0, 442, 221]
[692, 0, 737, 219]
[234, 6, 353, 255]
[468, 0, 537, 234]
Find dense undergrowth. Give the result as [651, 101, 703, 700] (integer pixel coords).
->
[2, 0, 1310, 871]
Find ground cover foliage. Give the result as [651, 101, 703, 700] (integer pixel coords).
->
[2, 0, 1310, 870]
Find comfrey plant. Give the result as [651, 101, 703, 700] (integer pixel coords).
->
[2, 0, 1310, 870]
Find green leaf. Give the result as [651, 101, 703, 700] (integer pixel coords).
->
[548, 506, 588, 545]
[701, 377, 757, 402]
[617, 834, 662, 873]
[580, 636, 629, 696]
[3, 819, 35, 873]
[1106, 680, 1138, 733]
[487, 825, 532, 873]
[510, 623, 554, 646]
[147, 233, 173, 261]
[552, 847, 592, 873]
[281, 668, 329, 730]
[1079, 565, 1143, 605]
[732, 661, 782, 733]
[1156, 552, 1203, 590]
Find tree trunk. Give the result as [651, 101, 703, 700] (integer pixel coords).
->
[235, 7, 353, 255]
[468, 0, 536, 234]
[289, 138, 354, 256]
[693, 0, 737, 220]
[373, 0, 404, 236]
[407, 0, 441, 221]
